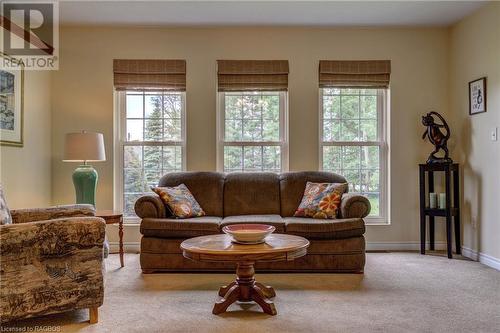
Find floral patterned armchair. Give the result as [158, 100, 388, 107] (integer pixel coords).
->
[0, 204, 105, 324]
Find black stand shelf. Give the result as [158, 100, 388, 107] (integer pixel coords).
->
[419, 163, 461, 259]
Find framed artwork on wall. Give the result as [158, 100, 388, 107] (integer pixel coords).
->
[469, 77, 487, 116]
[0, 53, 24, 147]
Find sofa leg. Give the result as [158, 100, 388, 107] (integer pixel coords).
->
[89, 307, 98, 324]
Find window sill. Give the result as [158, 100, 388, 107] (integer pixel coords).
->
[364, 217, 390, 225]
[123, 217, 141, 225]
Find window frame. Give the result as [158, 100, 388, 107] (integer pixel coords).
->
[319, 88, 390, 225]
[216, 91, 289, 173]
[114, 90, 187, 223]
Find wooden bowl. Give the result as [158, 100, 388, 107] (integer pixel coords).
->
[222, 224, 276, 244]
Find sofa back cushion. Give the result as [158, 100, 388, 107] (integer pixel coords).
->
[223, 172, 280, 216]
[158, 172, 224, 217]
[279, 171, 347, 217]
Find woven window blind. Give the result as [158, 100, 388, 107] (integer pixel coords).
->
[113, 59, 186, 91]
[319, 60, 391, 88]
[217, 60, 289, 91]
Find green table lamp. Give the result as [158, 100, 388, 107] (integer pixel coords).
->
[63, 131, 106, 207]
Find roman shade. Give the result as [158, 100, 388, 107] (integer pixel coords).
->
[217, 60, 289, 91]
[319, 60, 391, 88]
[113, 59, 186, 91]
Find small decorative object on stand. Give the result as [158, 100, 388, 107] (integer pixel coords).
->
[429, 193, 437, 208]
[439, 193, 446, 209]
[421, 111, 452, 164]
[420, 111, 460, 258]
[222, 224, 275, 244]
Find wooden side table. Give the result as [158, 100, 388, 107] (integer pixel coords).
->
[181, 234, 309, 315]
[96, 210, 124, 267]
[419, 163, 461, 259]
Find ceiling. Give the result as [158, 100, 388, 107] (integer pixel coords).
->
[59, 1, 487, 27]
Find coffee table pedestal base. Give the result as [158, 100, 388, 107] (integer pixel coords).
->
[213, 261, 277, 316]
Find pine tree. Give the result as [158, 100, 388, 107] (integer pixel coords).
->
[143, 94, 182, 185]
[143, 96, 163, 187]
[123, 146, 144, 216]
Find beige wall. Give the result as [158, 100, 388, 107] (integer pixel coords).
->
[51, 26, 450, 246]
[2, 7, 497, 259]
[0, 71, 52, 209]
[449, 3, 500, 260]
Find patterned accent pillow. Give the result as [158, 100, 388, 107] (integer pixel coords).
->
[152, 184, 206, 219]
[0, 184, 12, 225]
[293, 182, 348, 219]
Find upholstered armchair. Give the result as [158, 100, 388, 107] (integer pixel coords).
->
[0, 205, 105, 324]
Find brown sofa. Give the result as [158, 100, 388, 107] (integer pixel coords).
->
[135, 171, 370, 273]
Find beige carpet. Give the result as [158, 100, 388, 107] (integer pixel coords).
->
[3, 252, 500, 333]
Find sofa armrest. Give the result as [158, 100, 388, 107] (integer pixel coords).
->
[340, 193, 371, 218]
[134, 194, 167, 219]
[10, 204, 95, 224]
[0, 217, 105, 323]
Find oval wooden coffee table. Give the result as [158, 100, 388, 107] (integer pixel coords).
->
[181, 234, 309, 316]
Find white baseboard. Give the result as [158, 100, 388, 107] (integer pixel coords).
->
[461, 246, 479, 260]
[461, 246, 500, 271]
[109, 242, 140, 253]
[366, 241, 447, 251]
[110, 241, 447, 253]
[109, 241, 500, 271]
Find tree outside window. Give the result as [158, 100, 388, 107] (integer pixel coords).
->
[121, 92, 184, 218]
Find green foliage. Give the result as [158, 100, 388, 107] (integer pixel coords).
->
[122, 88, 383, 217]
[123, 93, 183, 217]
[322, 88, 381, 217]
[223, 146, 281, 173]
[223, 92, 281, 172]
[323, 89, 378, 142]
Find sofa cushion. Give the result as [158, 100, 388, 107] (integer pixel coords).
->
[294, 182, 347, 219]
[158, 172, 224, 217]
[279, 171, 347, 217]
[284, 217, 365, 239]
[221, 215, 285, 233]
[152, 184, 206, 218]
[223, 172, 280, 216]
[140, 216, 221, 238]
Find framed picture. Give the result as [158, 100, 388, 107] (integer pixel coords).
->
[469, 77, 487, 115]
[0, 53, 24, 147]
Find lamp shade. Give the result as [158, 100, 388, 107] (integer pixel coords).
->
[63, 132, 106, 162]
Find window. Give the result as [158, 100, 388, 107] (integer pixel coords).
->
[320, 88, 389, 223]
[115, 91, 186, 220]
[217, 91, 288, 172]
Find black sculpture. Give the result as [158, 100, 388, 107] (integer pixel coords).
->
[421, 111, 452, 164]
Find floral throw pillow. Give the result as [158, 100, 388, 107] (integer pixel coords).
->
[152, 184, 205, 219]
[293, 182, 348, 219]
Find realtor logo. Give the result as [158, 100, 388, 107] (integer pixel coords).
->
[0, 1, 59, 70]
